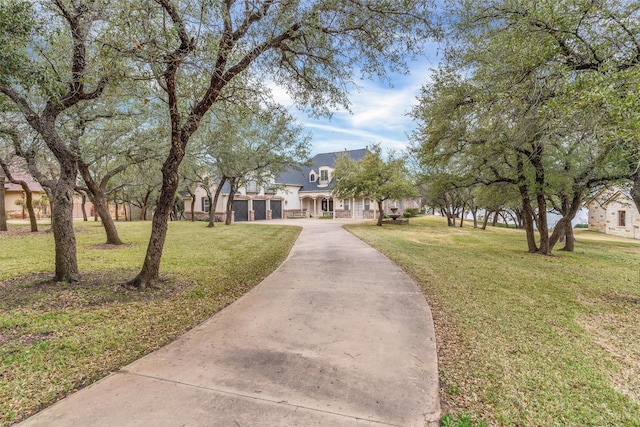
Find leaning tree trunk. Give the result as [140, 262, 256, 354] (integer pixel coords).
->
[51, 163, 80, 282]
[129, 154, 183, 289]
[209, 176, 227, 228]
[481, 210, 491, 230]
[549, 192, 582, 252]
[79, 164, 123, 245]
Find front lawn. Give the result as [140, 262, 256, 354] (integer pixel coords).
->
[0, 220, 299, 426]
[346, 216, 640, 426]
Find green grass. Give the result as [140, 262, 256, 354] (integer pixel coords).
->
[0, 220, 299, 426]
[345, 216, 640, 426]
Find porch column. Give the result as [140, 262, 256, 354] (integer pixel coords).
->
[314, 197, 317, 216]
[333, 196, 336, 219]
[352, 197, 355, 219]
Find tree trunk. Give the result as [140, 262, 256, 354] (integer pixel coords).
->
[129, 152, 184, 289]
[190, 195, 196, 222]
[81, 193, 88, 221]
[377, 199, 384, 226]
[51, 164, 80, 282]
[209, 176, 226, 228]
[481, 210, 491, 230]
[115, 200, 119, 221]
[561, 222, 575, 251]
[225, 178, 237, 225]
[519, 187, 538, 253]
[0, 175, 6, 231]
[141, 190, 151, 220]
[459, 210, 465, 227]
[471, 207, 478, 228]
[631, 172, 640, 213]
[492, 212, 499, 227]
[549, 192, 582, 252]
[78, 164, 123, 245]
[24, 187, 37, 232]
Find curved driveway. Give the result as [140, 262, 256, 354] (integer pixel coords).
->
[20, 219, 440, 427]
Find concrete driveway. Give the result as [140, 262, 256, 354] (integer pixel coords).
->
[19, 219, 439, 426]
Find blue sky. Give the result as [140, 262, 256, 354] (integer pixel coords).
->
[269, 45, 441, 157]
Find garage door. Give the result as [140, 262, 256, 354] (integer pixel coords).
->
[233, 200, 248, 222]
[271, 200, 282, 219]
[253, 200, 266, 221]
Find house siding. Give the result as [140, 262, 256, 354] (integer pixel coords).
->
[587, 189, 640, 240]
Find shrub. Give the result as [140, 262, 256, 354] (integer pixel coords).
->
[403, 211, 412, 218]
[405, 207, 420, 217]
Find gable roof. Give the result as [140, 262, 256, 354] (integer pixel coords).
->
[276, 148, 367, 191]
[587, 186, 635, 209]
[1, 170, 43, 193]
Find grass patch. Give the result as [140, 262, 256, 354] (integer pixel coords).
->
[0, 220, 299, 426]
[345, 216, 640, 426]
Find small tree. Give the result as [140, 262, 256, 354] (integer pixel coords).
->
[333, 145, 417, 226]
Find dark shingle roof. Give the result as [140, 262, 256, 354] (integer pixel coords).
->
[276, 148, 367, 191]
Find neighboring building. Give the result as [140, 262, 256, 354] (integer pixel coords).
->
[1, 169, 94, 219]
[2, 170, 47, 219]
[183, 148, 422, 222]
[587, 188, 640, 240]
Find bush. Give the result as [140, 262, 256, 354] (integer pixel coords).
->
[403, 211, 412, 218]
[574, 223, 588, 228]
[405, 207, 420, 217]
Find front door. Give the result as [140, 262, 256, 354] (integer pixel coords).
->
[321, 199, 334, 212]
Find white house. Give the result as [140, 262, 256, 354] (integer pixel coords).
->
[587, 188, 640, 240]
[184, 148, 421, 222]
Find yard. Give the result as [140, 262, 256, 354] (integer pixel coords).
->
[0, 220, 300, 426]
[346, 216, 640, 426]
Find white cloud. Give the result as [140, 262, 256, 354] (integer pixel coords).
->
[261, 55, 438, 156]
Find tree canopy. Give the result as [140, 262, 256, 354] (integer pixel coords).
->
[333, 144, 417, 226]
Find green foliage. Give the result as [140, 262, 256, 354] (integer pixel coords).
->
[332, 144, 417, 204]
[0, 0, 38, 86]
[405, 208, 420, 217]
[441, 412, 487, 427]
[411, 0, 640, 251]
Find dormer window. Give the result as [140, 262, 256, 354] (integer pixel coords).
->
[320, 169, 329, 183]
[310, 173, 316, 182]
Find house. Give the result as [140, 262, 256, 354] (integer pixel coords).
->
[587, 188, 640, 240]
[1, 169, 93, 219]
[1, 170, 47, 219]
[184, 148, 422, 222]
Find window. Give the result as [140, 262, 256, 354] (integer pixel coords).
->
[246, 181, 258, 193]
[619, 210, 626, 226]
[310, 173, 316, 182]
[202, 197, 210, 213]
[343, 199, 350, 211]
[364, 198, 370, 211]
[320, 169, 329, 182]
